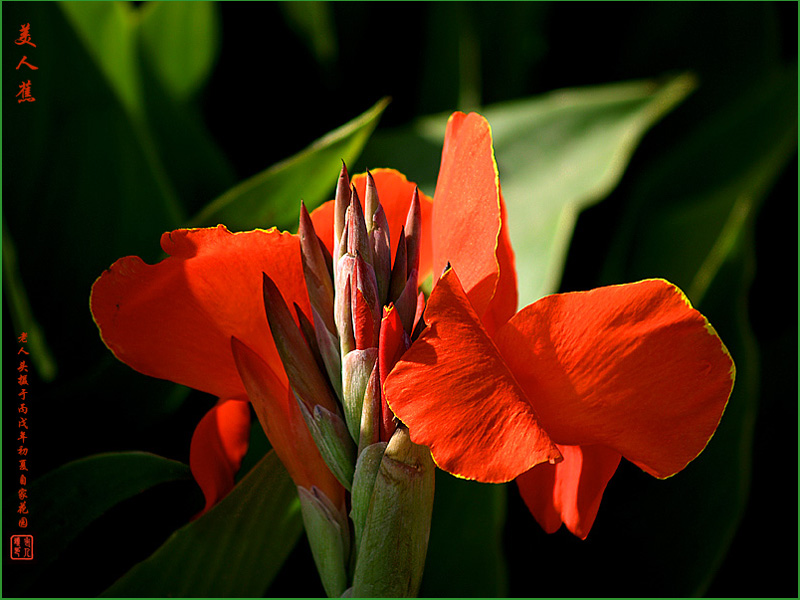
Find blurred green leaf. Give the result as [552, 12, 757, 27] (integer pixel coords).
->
[2, 221, 58, 381]
[279, 1, 337, 67]
[103, 450, 302, 597]
[420, 474, 508, 597]
[26, 452, 190, 574]
[59, 1, 141, 118]
[138, 1, 220, 103]
[362, 74, 695, 306]
[189, 97, 390, 231]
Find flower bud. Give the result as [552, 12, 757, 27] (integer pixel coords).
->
[262, 273, 338, 415]
[388, 225, 408, 303]
[358, 361, 381, 453]
[404, 187, 422, 279]
[298, 201, 335, 335]
[335, 266, 356, 356]
[342, 348, 378, 443]
[333, 161, 351, 257]
[394, 268, 419, 336]
[370, 204, 392, 307]
[310, 304, 343, 401]
[296, 395, 356, 491]
[351, 426, 435, 598]
[298, 485, 350, 598]
[349, 441, 387, 553]
[347, 186, 371, 267]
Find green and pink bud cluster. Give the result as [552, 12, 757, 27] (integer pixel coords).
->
[262, 164, 434, 597]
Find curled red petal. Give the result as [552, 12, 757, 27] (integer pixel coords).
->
[190, 398, 252, 515]
[90, 226, 310, 401]
[385, 268, 561, 482]
[494, 279, 735, 478]
[432, 112, 502, 317]
[516, 444, 621, 539]
[231, 337, 345, 509]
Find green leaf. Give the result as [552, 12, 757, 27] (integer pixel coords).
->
[27, 452, 191, 573]
[58, 1, 142, 118]
[361, 75, 695, 306]
[103, 450, 303, 597]
[138, 1, 220, 102]
[420, 474, 508, 597]
[189, 97, 390, 232]
[2, 221, 58, 381]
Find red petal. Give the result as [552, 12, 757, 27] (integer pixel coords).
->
[385, 268, 561, 482]
[516, 444, 621, 539]
[494, 279, 735, 478]
[378, 305, 409, 441]
[90, 226, 310, 401]
[231, 337, 344, 508]
[432, 112, 502, 317]
[479, 191, 518, 335]
[190, 398, 252, 514]
[311, 169, 434, 282]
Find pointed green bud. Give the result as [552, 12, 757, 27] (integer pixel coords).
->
[333, 161, 351, 257]
[298, 485, 350, 598]
[296, 394, 356, 491]
[262, 273, 337, 412]
[336, 207, 350, 269]
[342, 348, 378, 443]
[404, 187, 422, 279]
[349, 441, 388, 556]
[358, 361, 381, 453]
[335, 265, 356, 356]
[352, 426, 435, 598]
[299, 201, 336, 335]
[370, 204, 392, 307]
[388, 225, 408, 303]
[347, 186, 372, 267]
[311, 304, 343, 401]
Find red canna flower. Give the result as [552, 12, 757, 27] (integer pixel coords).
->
[381, 113, 736, 539]
[90, 110, 734, 543]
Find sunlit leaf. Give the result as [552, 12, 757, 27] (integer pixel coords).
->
[103, 450, 302, 597]
[189, 98, 390, 232]
[138, 1, 220, 103]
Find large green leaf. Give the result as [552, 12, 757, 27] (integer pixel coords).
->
[189, 97, 389, 232]
[361, 74, 695, 306]
[26, 453, 190, 573]
[103, 450, 303, 597]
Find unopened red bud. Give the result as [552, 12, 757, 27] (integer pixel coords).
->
[353, 253, 381, 337]
[347, 186, 371, 266]
[262, 273, 338, 414]
[388, 225, 408, 303]
[364, 170, 380, 228]
[334, 161, 351, 254]
[299, 201, 336, 335]
[404, 188, 422, 278]
[394, 268, 419, 336]
[370, 204, 392, 306]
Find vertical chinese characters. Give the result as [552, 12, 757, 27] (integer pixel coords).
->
[13, 23, 38, 103]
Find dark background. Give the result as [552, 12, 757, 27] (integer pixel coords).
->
[3, 2, 797, 597]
